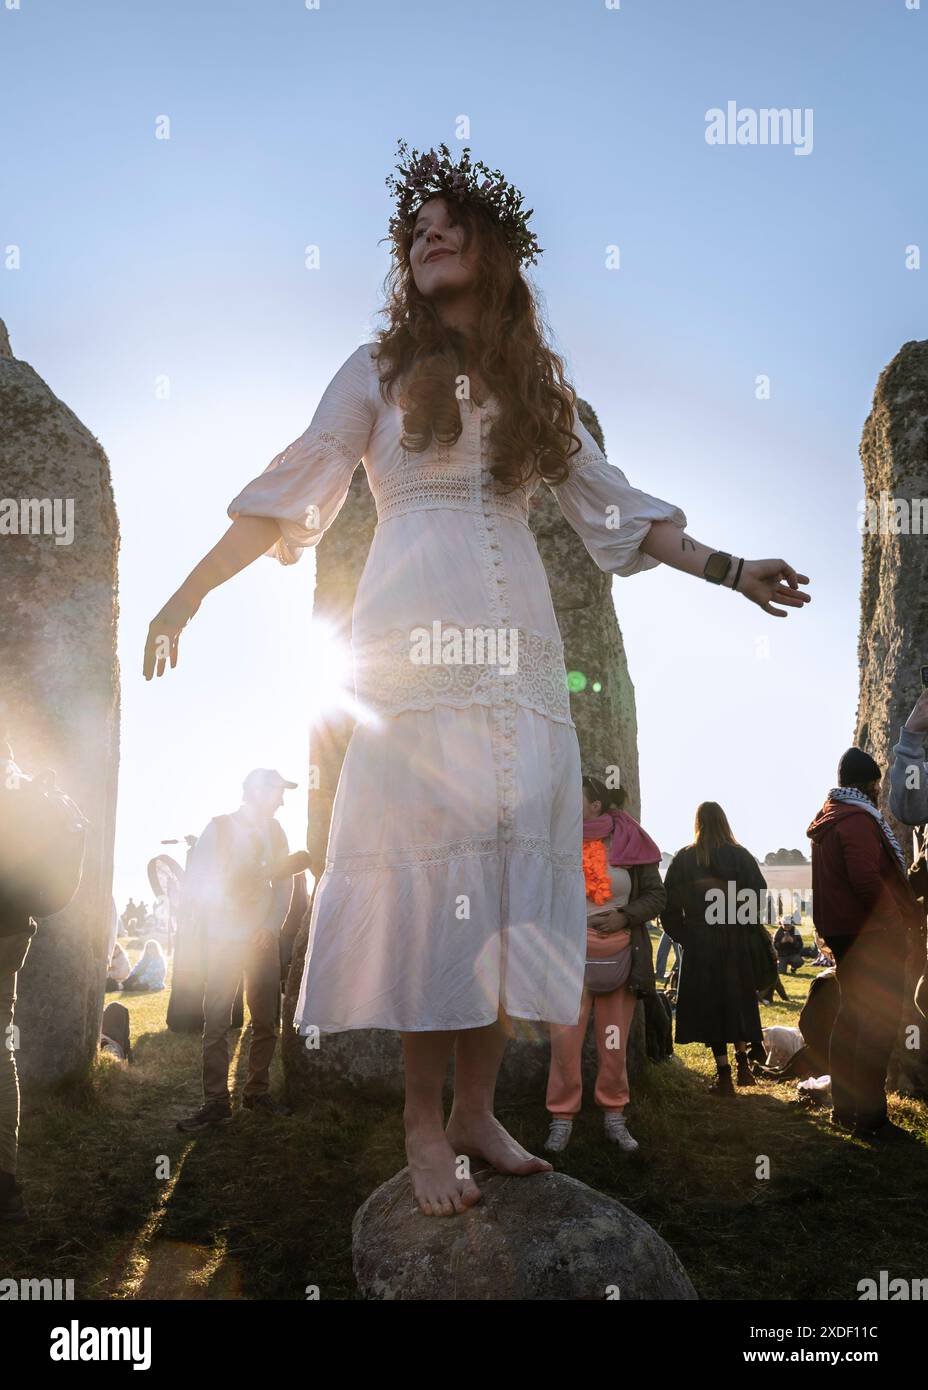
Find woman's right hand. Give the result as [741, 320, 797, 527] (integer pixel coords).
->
[590, 909, 627, 935]
[142, 518, 281, 681]
[144, 591, 201, 680]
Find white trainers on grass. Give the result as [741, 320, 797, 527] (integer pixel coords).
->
[544, 1118, 573, 1152]
[604, 1112, 639, 1151]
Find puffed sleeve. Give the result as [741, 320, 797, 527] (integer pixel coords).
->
[548, 410, 687, 577]
[227, 343, 376, 565]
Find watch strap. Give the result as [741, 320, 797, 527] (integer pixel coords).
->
[702, 551, 733, 585]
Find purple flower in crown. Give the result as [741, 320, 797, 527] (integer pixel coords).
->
[385, 138, 543, 267]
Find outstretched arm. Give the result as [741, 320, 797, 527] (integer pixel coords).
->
[143, 516, 280, 679]
[889, 692, 928, 827]
[640, 521, 810, 618]
[548, 409, 810, 616]
[144, 344, 377, 682]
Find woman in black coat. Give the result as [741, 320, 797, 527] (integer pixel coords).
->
[661, 802, 769, 1095]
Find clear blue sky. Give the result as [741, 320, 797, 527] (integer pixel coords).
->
[2, 0, 926, 905]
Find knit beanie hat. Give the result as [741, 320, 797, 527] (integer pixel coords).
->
[837, 747, 881, 788]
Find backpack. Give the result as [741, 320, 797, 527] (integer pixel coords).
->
[644, 990, 675, 1061]
[0, 762, 87, 924]
[797, 968, 839, 1074]
[214, 813, 273, 907]
[101, 1001, 132, 1062]
[748, 921, 780, 994]
[751, 970, 840, 1081]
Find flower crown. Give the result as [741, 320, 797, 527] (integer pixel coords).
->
[385, 139, 543, 268]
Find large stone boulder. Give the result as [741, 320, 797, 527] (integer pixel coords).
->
[854, 340, 928, 1097]
[0, 319, 119, 1083]
[282, 399, 649, 1105]
[352, 1167, 698, 1300]
[287, 1002, 647, 1106]
[496, 1002, 648, 1101]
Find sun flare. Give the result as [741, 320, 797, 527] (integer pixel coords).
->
[304, 620, 371, 725]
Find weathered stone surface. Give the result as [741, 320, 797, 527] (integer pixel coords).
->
[533, 400, 641, 818]
[855, 340, 928, 1097]
[0, 319, 119, 1083]
[286, 1004, 646, 1106]
[352, 1167, 698, 1300]
[496, 1002, 647, 1102]
[281, 401, 646, 1105]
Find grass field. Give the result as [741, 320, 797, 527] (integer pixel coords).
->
[4, 942, 928, 1301]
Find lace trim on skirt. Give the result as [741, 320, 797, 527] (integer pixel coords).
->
[323, 832, 582, 875]
[351, 624, 574, 725]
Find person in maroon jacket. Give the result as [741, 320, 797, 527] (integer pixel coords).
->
[807, 748, 923, 1138]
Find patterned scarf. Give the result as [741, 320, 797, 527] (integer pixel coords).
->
[828, 786, 907, 873]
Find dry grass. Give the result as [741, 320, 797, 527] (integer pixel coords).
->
[552, 967, 928, 1300]
[3, 959, 927, 1300]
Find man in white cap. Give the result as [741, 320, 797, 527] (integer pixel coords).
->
[177, 769, 309, 1130]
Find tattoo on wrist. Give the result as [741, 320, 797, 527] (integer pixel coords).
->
[680, 535, 697, 552]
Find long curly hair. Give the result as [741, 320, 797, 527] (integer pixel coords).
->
[374, 196, 581, 492]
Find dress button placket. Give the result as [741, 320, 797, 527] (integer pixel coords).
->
[478, 406, 516, 848]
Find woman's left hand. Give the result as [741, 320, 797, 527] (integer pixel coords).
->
[738, 560, 811, 617]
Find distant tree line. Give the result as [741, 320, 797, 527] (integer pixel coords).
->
[763, 848, 809, 865]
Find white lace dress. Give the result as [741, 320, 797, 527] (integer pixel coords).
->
[228, 344, 685, 1032]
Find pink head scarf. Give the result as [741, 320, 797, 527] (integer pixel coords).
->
[582, 808, 661, 866]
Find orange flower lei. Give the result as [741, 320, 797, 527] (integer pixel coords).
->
[582, 839, 612, 905]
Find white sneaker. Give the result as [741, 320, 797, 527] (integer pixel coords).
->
[544, 1118, 573, 1152]
[604, 1112, 639, 1151]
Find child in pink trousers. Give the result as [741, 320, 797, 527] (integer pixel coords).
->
[545, 776, 665, 1153]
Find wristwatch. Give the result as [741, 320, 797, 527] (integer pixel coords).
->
[703, 551, 733, 585]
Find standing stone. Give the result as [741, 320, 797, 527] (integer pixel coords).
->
[0, 319, 120, 1084]
[533, 400, 641, 819]
[353, 1167, 698, 1300]
[282, 400, 646, 1105]
[855, 339, 928, 1097]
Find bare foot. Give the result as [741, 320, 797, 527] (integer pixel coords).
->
[446, 1109, 553, 1177]
[405, 1118, 483, 1217]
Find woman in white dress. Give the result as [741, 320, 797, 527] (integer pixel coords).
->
[144, 142, 810, 1216]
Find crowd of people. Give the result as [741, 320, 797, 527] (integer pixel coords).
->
[547, 693, 928, 1148]
[105, 901, 170, 996]
[82, 702, 928, 1159]
[3, 689, 928, 1225]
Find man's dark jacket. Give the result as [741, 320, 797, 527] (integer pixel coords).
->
[807, 800, 922, 938]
